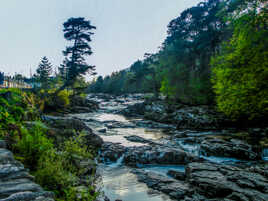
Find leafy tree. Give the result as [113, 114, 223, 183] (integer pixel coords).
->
[59, 17, 96, 92]
[211, 7, 268, 120]
[36, 57, 52, 89]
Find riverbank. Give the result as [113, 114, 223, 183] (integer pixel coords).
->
[0, 89, 102, 201]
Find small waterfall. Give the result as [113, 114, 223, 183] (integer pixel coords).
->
[110, 154, 125, 168]
[262, 148, 268, 161]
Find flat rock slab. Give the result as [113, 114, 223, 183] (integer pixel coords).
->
[0, 143, 54, 201]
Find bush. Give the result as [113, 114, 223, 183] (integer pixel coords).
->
[15, 122, 53, 169]
[35, 133, 97, 200]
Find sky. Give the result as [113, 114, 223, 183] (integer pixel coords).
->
[0, 0, 201, 78]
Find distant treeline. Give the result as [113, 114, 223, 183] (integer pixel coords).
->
[88, 0, 268, 120]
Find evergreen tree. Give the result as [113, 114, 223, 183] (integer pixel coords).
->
[0, 72, 4, 85]
[36, 56, 52, 89]
[59, 17, 96, 92]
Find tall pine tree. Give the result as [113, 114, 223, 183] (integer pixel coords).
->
[59, 17, 96, 92]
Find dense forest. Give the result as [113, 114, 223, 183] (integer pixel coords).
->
[88, 0, 268, 120]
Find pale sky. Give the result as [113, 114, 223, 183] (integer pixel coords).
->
[0, 0, 201, 78]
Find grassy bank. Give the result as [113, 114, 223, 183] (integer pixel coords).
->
[0, 88, 98, 201]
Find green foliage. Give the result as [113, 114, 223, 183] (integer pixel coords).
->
[15, 122, 53, 169]
[35, 133, 97, 200]
[40, 89, 71, 112]
[57, 90, 71, 108]
[60, 17, 96, 91]
[211, 10, 268, 120]
[36, 56, 53, 89]
[0, 89, 97, 200]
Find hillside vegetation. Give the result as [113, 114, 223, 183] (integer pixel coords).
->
[88, 0, 268, 121]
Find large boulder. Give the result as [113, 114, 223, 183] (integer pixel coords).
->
[42, 116, 103, 148]
[185, 162, 268, 201]
[118, 102, 147, 117]
[124, 145, 199, 166]
[70, 96, 99, 113]
[200, 138, 259, 160]
[174, 106, 228, 130]
[133, 169, 191, 200]
[100, 142, 126, 162]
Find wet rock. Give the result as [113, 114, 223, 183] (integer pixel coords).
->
[124, 135, 153, 144]
[133, 169, 190, 199]
[118, 102, 146, 117]
[124, 145, 198, 166]
[104, 122, 135, 129]
[185, 162, 268, 200]
[100, 143, 126, 162]
[133, 120, 176, 130]
[200, 138, 259, 160]
[0, 141, 6, 149]
[98, 128, 107, 133]
[167, 170, 186, 181]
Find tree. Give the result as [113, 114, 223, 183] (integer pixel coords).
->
[36, 57, 52, 89]
[59, 17, 96, 92]
[211, 8, 268, 120]
[0, 72, 4, 85]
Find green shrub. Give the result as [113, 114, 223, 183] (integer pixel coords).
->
[35, 133, 97, 200]
[15, 122, 53, 169]
[56, 90, 70, 108]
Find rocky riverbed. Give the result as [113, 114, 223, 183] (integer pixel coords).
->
[67, 93, 268, 201]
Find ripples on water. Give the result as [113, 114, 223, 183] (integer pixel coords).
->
[98, 164, 173, 201]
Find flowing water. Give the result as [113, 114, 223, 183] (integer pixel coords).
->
[69, 94, 266, 201]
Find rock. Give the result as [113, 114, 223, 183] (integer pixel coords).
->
[118, 102, 146, 117]
[83, 132, 103, 148]
[44, 116, 92, 132]
[70, 96, 99, 113]
[200, 138, 259, 160]
[0, 141, 6, 149]
[43, 116, 103, 148]
[185, 162, 268, 200]
[104, 122, 135, 129]
[124, 135, 153, 144]
[167, 170, 186, 181]
[98, 128, 106, 133]
[100, 143, 126, 162]
[133, 169, 190, 199]
[124, 145, 199, 166]
[0, 143, 54, 200]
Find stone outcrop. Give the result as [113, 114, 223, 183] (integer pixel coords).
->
[124, 145, 200, 166]
[184, 162, 268, 201]
[200, 138, 259, 160]
[119, 100, 230, 130]
[42, 116, 103, 148]
[0, 140, 54, 201]
[133, 169, 191, 200]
